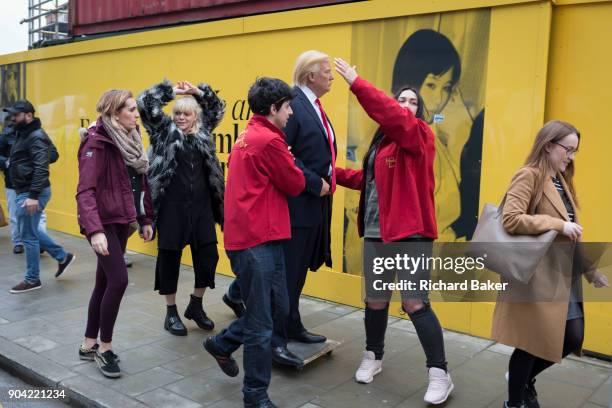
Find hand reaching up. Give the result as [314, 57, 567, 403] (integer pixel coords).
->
[334, 58, 358, 85]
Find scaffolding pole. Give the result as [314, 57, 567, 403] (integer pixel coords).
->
[20, 0, 69, 49]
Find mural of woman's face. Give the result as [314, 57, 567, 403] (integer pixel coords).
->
[419, 68, 454, 122]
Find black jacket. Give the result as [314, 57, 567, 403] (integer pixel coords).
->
[0, 124, 17, 189]
[283, 86, 337, 228]
[283, 86, 337, 271]
[9, 118, 56, 199]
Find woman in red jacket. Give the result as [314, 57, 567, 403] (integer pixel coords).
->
[334, 58, 453, 405]
[76, 89, 154, 378]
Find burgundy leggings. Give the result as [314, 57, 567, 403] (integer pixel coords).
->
[84, 224, 129, 343]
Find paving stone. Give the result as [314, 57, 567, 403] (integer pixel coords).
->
[302, 310, 343, 328]
[487, 342, 514, 356]
[540, 358, 611, 390]
[581, 403, 609, 408]
[43, 322, 89, 345]
[118, 344, 183, 375]
[308, 311, 366, 343]
[72, 358, 135, 388]
[206, 393, 244, 408]
[43, 342, 92, 368]
[588, 376, 611, 407]
[13, 334, 61, 353]
[534, 376, 594, 407]
[266, 374, 326, 408]
[163, 367, 242, 404]
[272, 354, 355, 391]
[38, 306, 89, 328]
[455, 349, 510, 378]
[442, 330, 495, 358]
[0, 317, 57, 340]
[61, 374, 148, 408]
[162, 351, 216, 376]
[111, 323, 168, 350]
[312, 379, 404, 408]
[136, 388, 204, 408]
[111, 366, 183, 397]
[154, 331, 213, 357]
[0, 338, 77, 385]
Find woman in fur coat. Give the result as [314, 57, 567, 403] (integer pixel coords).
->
[138, 80, 225, 336]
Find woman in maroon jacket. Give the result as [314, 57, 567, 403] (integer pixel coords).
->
[334, 58, 453, 405]
[76, 89, 154, 378]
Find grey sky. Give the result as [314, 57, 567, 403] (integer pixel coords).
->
[0, 1, 29, 56]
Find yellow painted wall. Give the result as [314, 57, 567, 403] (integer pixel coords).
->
[545, 0, 612, 355]
[0, 0, 610, 356]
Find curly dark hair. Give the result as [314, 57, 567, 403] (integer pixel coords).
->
[247, 77, 295, 116]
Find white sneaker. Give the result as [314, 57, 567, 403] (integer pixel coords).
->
[423, 367, 454, 404]
[355, 351, 382, 384]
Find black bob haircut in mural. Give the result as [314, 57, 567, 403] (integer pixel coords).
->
[392, 29, 461, 93]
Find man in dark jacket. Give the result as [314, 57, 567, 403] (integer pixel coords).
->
[4, 100, 74, 294]
[270, 50, 335, 362]
[0, 120, 48, 254]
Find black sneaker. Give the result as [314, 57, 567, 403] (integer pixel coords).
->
[94, 349, 121, 378]
[223, 294, 245, 318]
[55, 253, 75, 278]
[204, 336, 239, 377]
[504, 402, 527, 408]
[525, 379, 540, 408]
[13, 244, 24, 254]
[79, 343, 99, 360]
[10, 280, 41, 293]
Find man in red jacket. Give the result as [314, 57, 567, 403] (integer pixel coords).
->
[204, 77, 305, 408]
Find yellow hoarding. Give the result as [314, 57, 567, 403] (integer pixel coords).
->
[0, 0, 610, 356]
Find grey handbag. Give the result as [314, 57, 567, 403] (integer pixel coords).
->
[469, 196, 558, 284]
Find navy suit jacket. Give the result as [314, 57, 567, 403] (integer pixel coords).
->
[283, 86, 337, 228]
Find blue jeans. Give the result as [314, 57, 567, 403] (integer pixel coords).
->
[226, 278, 242, 303]
[226, 276, 286, 348]
[16, 187, 67, 283]
[214, 242, 289, 407]
[5, 188, 47, 246]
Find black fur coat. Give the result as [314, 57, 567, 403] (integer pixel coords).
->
[137, 80, 225, 227]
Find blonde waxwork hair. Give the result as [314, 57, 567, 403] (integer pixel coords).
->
[292, 50, 329, 86]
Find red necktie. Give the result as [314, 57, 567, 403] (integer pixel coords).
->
[315, 98, 336, 193]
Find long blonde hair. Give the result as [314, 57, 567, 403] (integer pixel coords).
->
[524, 120, 580, 208]
[172, 96, 202, 135]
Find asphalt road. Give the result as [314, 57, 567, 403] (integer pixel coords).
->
[0, 367, 69, 407]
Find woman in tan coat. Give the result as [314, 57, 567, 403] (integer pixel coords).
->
[493, 120, 609, 408]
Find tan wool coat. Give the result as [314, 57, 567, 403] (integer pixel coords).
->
[491, 166, 598, 363]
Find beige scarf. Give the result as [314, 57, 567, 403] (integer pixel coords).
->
[102, 116, 149, 174]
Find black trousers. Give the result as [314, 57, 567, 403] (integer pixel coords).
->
[154, 242, 218, 295]
[273, 227, 318, 344]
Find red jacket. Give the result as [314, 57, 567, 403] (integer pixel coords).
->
[224, 115, 305, 250]
[76, 117, 153, 238]
[336, 76, 437, 242]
